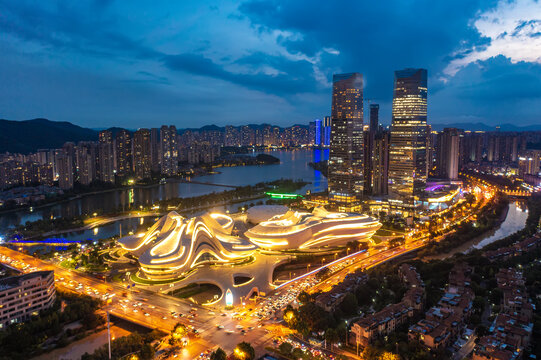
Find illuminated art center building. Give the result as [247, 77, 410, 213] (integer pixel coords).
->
[118, 211, 257, 280]
[245, 207, 381, 250]
[119, 206, 381, 281]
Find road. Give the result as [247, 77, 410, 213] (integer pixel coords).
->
[0, 246, 269, 358]
[0, 181, 492, 358]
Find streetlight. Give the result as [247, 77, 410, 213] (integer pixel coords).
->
[345, 320, 348, 346]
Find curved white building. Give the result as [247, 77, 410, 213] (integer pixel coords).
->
[118, 211, 257, 280]
[244, 207, 381, 250]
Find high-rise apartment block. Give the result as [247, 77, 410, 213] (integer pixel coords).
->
[98, 130, 114, 183]
[0, 271, 55, 329]
[133, 128, 152, 180]
[435, 128, 460, 180]
[115, 129, 132, 178]
[160, 125, 178, 176]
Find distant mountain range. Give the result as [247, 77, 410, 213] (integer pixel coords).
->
[2, 118, 541, 154]
[0, 118, 98, 154]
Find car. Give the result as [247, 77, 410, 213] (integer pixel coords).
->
[144, 313, 150, 317]
[162, 316, 167, 320]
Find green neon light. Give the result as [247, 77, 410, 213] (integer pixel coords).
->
[265, 192, 303, 199]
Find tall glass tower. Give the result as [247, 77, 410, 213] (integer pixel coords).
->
[388, 68, 428, 213]
[328, 73, 364, 211]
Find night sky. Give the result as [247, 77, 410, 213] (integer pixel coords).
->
[1, 0, 540, 129]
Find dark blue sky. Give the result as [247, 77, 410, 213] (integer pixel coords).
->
[1, 0, 540, 128]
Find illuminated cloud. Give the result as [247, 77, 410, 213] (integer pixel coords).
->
[444, 0, 541, 77]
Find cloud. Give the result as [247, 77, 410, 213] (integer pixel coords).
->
[162, 52, 321, 95]
[444, 0, 541, 77]
[0, 1, 159, 60]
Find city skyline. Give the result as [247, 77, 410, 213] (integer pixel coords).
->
[1, 1, 541, 129]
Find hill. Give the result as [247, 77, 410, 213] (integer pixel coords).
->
[0, 118, 98, 154]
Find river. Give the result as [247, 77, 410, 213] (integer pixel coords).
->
[0, 149, 329, 239]
[470, 201, 529, 251]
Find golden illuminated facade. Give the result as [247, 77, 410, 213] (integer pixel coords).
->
[328, 73, 364, 211]
[388, 68, 428, 212]
[245, 207, 381, 250]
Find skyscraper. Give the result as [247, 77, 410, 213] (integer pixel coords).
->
[388, 68, 428, 213]
[435, 128, 460, 180]
[98, 130, 114, 183]
[369, 104, 379, 133]
[372, 129, 390, 196]
[160, 125, 178, 176]
[133, 128, 151, 180]
[115, 129, 132, 178]
[56, 151, 73, 190]
[328, 72, 364, 211]
[150, 128, 161, 173]
[314, 119, 322, 146]
[364, 104, 380, 195]
[323, 116, 332, 146]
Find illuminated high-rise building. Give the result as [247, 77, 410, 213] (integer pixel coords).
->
[133, 128, 151, 180]
[98, 130, 114, 183]
[364, 104, 380, 195]
[115, 129, 132, 178]
[150, 128, 161, 173]
[328, 72, 364, 210]
[323, 116, 332, 146]
[160, 125, 178, 176]
[314, 119, 322, 146]
[388, 68, 428, 213]
[369, 104, 379, 133]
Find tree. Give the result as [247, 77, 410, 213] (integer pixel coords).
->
[379, 352, 401, 360]
[210, 347, 227, 360]
[169, 323, 186, 346]
[291, 348, 304, 359]
[325, 328, 339, 347]
[234, 342, 255, 360]
[279, 342, 293, 355]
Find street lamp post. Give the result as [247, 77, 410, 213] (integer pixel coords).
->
[345, 320, 348, 347]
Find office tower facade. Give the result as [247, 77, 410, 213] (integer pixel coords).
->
[314, 119, 322, 146]
[435, 128, 460, 180]
[364, 104, 380, 195]
[56, 151, 73, 190]
[323, 116, 332, 146]
[160, 125, 178, 176]
[369, 104, 379, 132]
[328, 72, 364, 210]
[98, 130, 114, 183]
[150, 128, 161, 173]
[133, 128, 151, 180]
[372, 129, 390, 195]
[115, 129, 132, 178]
[388, 68, 428, 212]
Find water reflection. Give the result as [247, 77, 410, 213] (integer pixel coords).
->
[471, 202, 529, 250]
[0, 149, 329, 230]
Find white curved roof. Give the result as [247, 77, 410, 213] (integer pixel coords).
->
[244, 206, 381, 250]
[118, 211, 256, 279]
